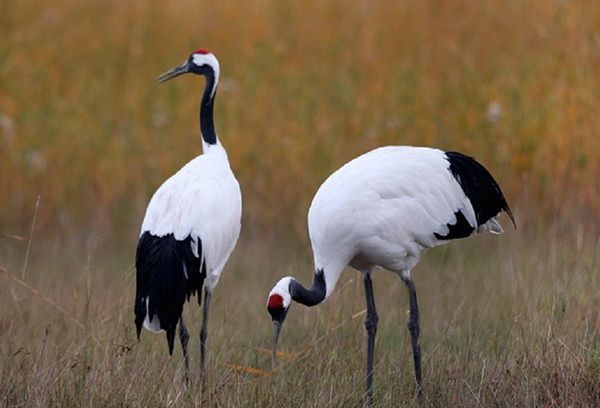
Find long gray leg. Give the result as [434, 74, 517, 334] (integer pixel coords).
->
[363, 272, 379, 407]
[178, 317, 190, 387]
[199, 287, 212, 394]
[401, 273, 422, 397]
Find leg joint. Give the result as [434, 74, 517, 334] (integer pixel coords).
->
[364, 316, 379, 332]
[407, 320, 419, 335]
[179, 320, 190, 343]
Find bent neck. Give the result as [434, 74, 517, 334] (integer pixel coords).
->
[200, 71, 218, 147]
[290, 269, 326, 307]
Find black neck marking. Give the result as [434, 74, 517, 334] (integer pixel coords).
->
[200, 70, 217, 145]
[290, 269, 326, 307]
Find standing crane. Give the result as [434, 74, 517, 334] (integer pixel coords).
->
[134, 49, 241, 389]
[267, 146, 514, 405]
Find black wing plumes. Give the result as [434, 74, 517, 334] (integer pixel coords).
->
[134, 232, 205, 354]
[434, 210, 475, 240]
[445, 151, 515, 229]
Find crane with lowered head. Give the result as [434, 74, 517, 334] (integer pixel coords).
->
[267, 146, 514, 405]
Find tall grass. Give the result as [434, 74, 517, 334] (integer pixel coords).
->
[1, 0, 599, 238]
[0, 217, 599, 406]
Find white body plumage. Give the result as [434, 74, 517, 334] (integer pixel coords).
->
[141, 145, 241, 294]
[308, 146, 504, 298]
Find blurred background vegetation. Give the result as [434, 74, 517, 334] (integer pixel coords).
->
[1, 0, 599, 244]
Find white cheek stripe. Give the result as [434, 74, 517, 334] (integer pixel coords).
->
[192, 53, 220, 98]
[268, 277, 293, 308]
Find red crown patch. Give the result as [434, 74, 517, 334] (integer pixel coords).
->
[268, 294, 284, 309]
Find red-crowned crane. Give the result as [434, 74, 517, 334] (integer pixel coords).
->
[267, 146, 514, 405]
[134, 49, 241, 389]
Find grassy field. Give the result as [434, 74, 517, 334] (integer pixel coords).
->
[1, 0, 600, 406]
[0, 217, 599, 406]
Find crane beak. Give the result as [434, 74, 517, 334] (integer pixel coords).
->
[156, 61, 190, 83]
[271, 320, 282, 369]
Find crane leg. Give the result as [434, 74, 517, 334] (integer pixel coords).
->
[178, 317, 190, 387]
[199, 287, 212, 395]
[363, 272, 378, 407]
[401, 274, 422, 397]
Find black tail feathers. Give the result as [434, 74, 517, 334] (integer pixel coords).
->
[445, 151, 515, 229]
[134, 232, 205, 354]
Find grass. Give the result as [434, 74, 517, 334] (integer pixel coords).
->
[1, 0, 600, 406]
[1, 215, 599, 407]
[0, 0, 599, 236]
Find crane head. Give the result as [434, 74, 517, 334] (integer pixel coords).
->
[156, 48, 220, 86]
[267, 277, 293, 369]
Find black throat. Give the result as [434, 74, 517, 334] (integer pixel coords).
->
[290, 269, 326, 307]
[200, 71, 217, 145]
